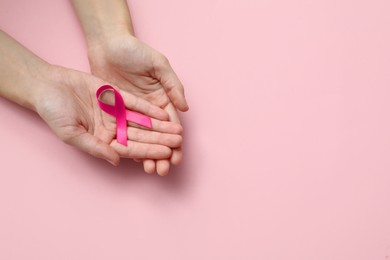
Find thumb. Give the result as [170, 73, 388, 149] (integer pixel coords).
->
[67, 132, 120, 166]
[156, 58, 189, 112]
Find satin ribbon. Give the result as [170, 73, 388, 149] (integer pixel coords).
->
[96, 85, 152, 146]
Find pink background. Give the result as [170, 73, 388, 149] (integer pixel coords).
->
[1, 0, 390, 259]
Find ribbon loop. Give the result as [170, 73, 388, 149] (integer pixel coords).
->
[96, 85, 152, 146]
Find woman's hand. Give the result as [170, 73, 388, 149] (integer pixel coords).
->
[71, 0, 189, 175]
[88, 34, 188, 175]
[0, 29, 182, 175]
[35, 65, 183, 167]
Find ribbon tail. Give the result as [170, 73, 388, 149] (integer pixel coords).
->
[126, 110, 152, 128]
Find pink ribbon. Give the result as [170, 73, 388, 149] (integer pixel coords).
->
[96, 85, 152, 146]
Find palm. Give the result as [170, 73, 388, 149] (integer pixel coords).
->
[37, 68, 116, 146]
[89, 36, 171, 109]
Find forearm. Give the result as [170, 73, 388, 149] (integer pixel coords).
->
[0, 30, 51, 111]
[71, 0, 134, 48]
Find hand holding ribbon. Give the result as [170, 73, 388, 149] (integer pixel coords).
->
[0, 30, 183, 175]
[96, 85, 152, 146]
[33, 66, 182, 169]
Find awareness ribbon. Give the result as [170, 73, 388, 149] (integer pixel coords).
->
[96, 85, 152, 146]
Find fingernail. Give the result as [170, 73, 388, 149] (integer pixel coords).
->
[108, 160, 117, 166]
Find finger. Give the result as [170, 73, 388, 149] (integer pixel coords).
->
[110, 140, 172, 159]
[165, 102, 182, 124]
[143, 159, 156, 174]
[67, 132, 120, 166]
[156, 160, 170, 176]
[126, 127, 182, 148]
[156, 59, 189, 112]
[118, 89, 169, 120]
[170, 147, 183, 165]
[165, 103, 184, 165]
[128, 117, 183, 134]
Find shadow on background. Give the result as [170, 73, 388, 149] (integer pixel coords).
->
[81, 113, 194, 194]
[76, 144, 193, 196]
[1, 97, 195, 198]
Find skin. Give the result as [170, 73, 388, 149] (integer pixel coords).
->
[72, 0, 189, 176]
[0, 30, 182, 168]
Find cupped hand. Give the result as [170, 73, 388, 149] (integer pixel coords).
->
[88, 34, 188, 175]
[35, 65, 183, 168]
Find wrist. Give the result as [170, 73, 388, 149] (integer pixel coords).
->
[72, 0, 134, 50]
[5, 60, 54, 113]
[87, 32, 136, 68]
[86, 22, 133, 50]
[30, 64, 66, 113]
